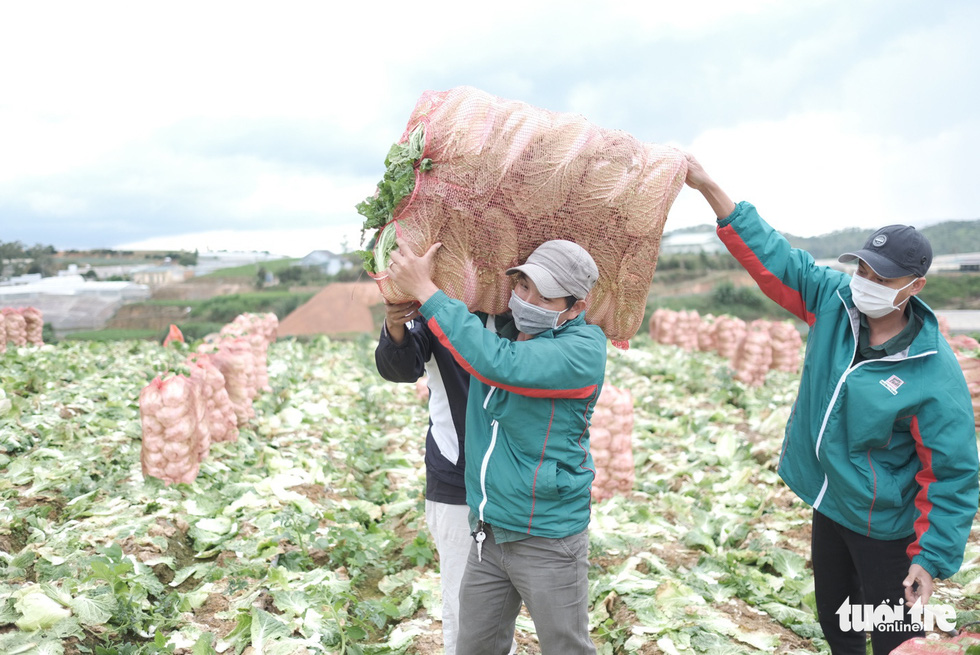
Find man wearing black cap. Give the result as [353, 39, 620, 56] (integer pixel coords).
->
[387, 236, 605, 655]
[683, 153, 978, 655]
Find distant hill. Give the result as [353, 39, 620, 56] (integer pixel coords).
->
[665, 219, 980, 259]
[787, 220, 980, 259]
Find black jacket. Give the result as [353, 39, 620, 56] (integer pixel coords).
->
[375, 318, 486, 503]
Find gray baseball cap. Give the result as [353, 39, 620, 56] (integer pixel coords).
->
[838, 224, 933, 278]
[506, 240, 599, 300]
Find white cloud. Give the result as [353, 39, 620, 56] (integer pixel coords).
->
[1, 0, 977, 254]
[669, 106, 980, 236]
[115, 223, 364, 259]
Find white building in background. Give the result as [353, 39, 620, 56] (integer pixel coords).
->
[132, 265, 193, 287]
[0, 273, 43, 286]
[194, 250, 290, 276]
[0, 275, 150, 335]
[298, 250, 354, 276]
[660, 231, 726, 255]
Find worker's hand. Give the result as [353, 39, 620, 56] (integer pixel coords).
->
[903, 563, 934, 606]
[387, 238, 441, 304]
[683, 152, 712, 191]
[682, 152, 737, 219]
[383, 300, 420, 344]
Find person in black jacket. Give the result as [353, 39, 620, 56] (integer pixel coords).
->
[375, 299, 508, 655]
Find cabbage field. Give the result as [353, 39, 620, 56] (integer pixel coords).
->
[2, 334, 979, 654]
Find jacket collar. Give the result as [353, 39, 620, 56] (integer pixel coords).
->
[840, 285, 942, 357]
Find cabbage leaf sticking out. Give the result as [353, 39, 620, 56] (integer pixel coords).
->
[356, 123, 433, 273]
[373, 221, 401, 274]
[14, 585, 72, 631]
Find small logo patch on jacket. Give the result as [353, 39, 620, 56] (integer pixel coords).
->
[879, 375, 905, 395]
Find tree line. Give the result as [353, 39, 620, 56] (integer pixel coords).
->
[0, 241, 199, 280]
[786, 219, 980, 259]
[667, 219, 980, 260]
[0, 241, 58, 278]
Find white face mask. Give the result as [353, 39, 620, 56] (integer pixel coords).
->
[849, 274, 917, 319]
[508, 290, 569, 335]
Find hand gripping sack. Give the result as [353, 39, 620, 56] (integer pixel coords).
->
[360, 86, 687, 347]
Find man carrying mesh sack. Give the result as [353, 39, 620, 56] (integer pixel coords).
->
[684, 153, 979, 655]
[374, 301, 517, 655]
[387, 235, 605, 655]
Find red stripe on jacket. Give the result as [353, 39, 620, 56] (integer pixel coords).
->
[907, 416, 936, 560]
[866, 451, 878, 536]
[527, 401, 556, 532]
[717, 223, 816, 326]
[427, 317, 599, 399]
[578, 390, 597, 477]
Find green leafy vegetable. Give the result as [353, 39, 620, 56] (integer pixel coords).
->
[355, 123, 431, 273]
[13, 586, 72, 631]
[4, 332, 980, 652]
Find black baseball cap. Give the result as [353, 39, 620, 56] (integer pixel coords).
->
[838, 224, 933, 278]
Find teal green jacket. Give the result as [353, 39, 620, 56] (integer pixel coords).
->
[419, 290, 607, 539]
[719, 202, 979, 578]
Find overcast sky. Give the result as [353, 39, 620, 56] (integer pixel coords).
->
[1, 0, 977, 257]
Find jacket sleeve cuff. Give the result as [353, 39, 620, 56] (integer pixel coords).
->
[420, 290, 452, 320]
[911, 555, 940, 579]
[716, 200, 749, 229]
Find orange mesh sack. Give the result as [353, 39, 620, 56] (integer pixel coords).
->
[358, 86, 688, 346]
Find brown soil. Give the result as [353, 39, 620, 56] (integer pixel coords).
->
[152, 280, 256, 301]
[277, 282, 385, 337]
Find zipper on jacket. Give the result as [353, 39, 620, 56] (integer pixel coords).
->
[813, 296, 863, 462]
[812, 293, 939, 511]
[474, 387, 498, 562]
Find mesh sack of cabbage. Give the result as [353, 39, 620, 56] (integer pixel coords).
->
[3, 308, 28, 347]
[358, 86, 688, 347]
[186, 353, 239, 444]
[218, 312, 279, 393]
[196, 336, 258, 426]
[22, 307, 44, 345]
[589, 384, 635, 502]
[139, 374, 208, 485]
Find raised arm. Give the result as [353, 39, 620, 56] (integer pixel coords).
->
[684, 153, 736, 220]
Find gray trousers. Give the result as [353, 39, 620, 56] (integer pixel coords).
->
[457, 525, 596, 655]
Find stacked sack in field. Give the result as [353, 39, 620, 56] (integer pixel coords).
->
[196, 313, 278, 425]
[648, 309, 701, 351]
[938, 317, 980, 427]
[675, 311, 702, 352]
[589, 384, 635, 502]
[361, 86, 689, 347]
[731, 320, 774, 386]
[768, 320, 805, 372]
[218, 313, 278, 393]
[3, 308, 27, 347]
[186, 353, 239, 444]
[696, 314, 718, 352]
[139, 312, 277, 485]
[647, 309, 672, 345]
[649, 309, 803, 385]
[197, 337, 259, 426]
[713, 315, 747, 360]
[22, 307, 44, 345]
[1, 306, 45, 351]
[139, 375, 207, 485]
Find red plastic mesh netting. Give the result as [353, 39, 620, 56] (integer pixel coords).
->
[370, 86, 688, 346]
